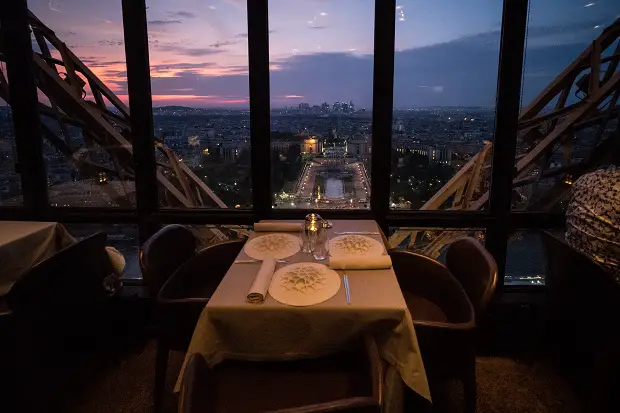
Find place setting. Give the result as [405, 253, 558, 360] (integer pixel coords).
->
[175, 218, 432, 409]
[243, 214, 392, 307]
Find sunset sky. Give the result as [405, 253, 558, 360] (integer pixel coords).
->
[28, 0, 620, 108]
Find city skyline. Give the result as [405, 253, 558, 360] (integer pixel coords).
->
[25, 0, 619, 108]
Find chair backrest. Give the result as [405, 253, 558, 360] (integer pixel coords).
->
[445, 237, 497, 316]
[179, 336, 382, 413]
[140, 225, 197, 297]
[7, 231, 109, 319]
[159, 239, 246, 301]
[389, 249, 475, 324]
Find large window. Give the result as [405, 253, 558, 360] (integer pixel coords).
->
[389, 227, 485, 262]
[269, 0, 374, 210]
[1, 21, 23, 206]
[513, 0, 620, 212]
[182, 224, 251, 249]
[4, 1, 617, 289]
[147, 1, 252, 209]
[63, 223, 140, 279]
[505, 231, 547, 286]
[0, 97, 21, 205]
[29, 0, 135, 208]
[390, 0, 501, 211]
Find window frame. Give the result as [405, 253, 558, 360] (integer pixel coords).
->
[1, 0, 563, 291]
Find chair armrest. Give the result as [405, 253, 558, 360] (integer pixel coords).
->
[158, 240, 244, 301]
[157, 266, 194, 301]
[155, 298, 208, 349]
[267, 397, 380, 413]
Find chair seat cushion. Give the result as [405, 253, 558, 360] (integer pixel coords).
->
[212, 352, 370, 412]
[403, 291, 448, 323]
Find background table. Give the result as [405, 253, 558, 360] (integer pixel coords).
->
[0, 221, 76, 296]
[175, 220, 431, 412]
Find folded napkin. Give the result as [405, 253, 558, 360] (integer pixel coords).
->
[247, 257, 277, 303]
[329, 255, 392, 270]
[254, 221, 303, 232]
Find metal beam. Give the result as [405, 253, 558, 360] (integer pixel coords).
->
[370, 0, 396, 234]
[122, 0, 157, 223]
[247, 0, 271, 220]
[1, 0, 48, 214]
[486, 0, 529, 287]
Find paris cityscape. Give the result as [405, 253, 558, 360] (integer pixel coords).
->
[0, 102, 544, 285]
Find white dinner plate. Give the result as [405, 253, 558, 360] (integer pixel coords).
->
[243, 233, 301, 260]
[269, 262, 341, 307]
[328, 234, 384, 259]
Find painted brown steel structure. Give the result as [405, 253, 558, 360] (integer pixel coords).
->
[0, 8, 618, 260]
[0, 12, 227, 209]
[392, 19, 620, 251]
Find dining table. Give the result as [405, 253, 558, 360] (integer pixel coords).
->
[174, 219, 431, 413]
[0, 221, 76, 297]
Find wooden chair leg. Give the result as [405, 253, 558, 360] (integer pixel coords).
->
[463, 358, 477, 413]
[153, 341, 169, 413]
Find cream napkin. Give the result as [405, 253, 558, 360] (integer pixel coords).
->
[254, 221, 303, 232]
[329, 255, 392, 270]
[247, 257, 277, 303]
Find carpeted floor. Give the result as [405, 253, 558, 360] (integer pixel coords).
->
[57, 339, 581, 413]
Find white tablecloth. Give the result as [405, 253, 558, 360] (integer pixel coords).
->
[174, 220, 431, 412]
[0, 221, 76, 296]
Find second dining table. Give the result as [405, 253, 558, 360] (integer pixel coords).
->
[174, 219, 431, 413]
[0, 221, 76, 297]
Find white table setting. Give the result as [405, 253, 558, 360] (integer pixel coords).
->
[174, 218, 431, 413]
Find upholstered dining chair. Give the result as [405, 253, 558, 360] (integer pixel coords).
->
[445, 237, 498, 317]
[153, 239, 246, 413]
[178, 336, 382, 413]
[389, 238, 497, 413]
[140, 224, 198, 298]
[7, 231, 109, 330]
[6, 232, 110, 412]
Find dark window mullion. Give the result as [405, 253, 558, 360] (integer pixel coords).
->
[121, 0, 158, 244]
[486, 0, 530, 289]
[247, 0, 271, 221]
[371, 0, 396, 234]
[2, 0, 48, 216]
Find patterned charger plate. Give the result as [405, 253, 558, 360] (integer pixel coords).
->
[243, 233, 301, 260]
[269, 262, 341, 306]
[328, 234, 384, 259]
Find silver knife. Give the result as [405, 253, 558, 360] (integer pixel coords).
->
[343, 274, 351, 305]
[234, 259, 288, 264]
[334, 231, 380, 235]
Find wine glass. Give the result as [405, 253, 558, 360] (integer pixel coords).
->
[312, 227, 329, 261]
[299, 228, 314, 254]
